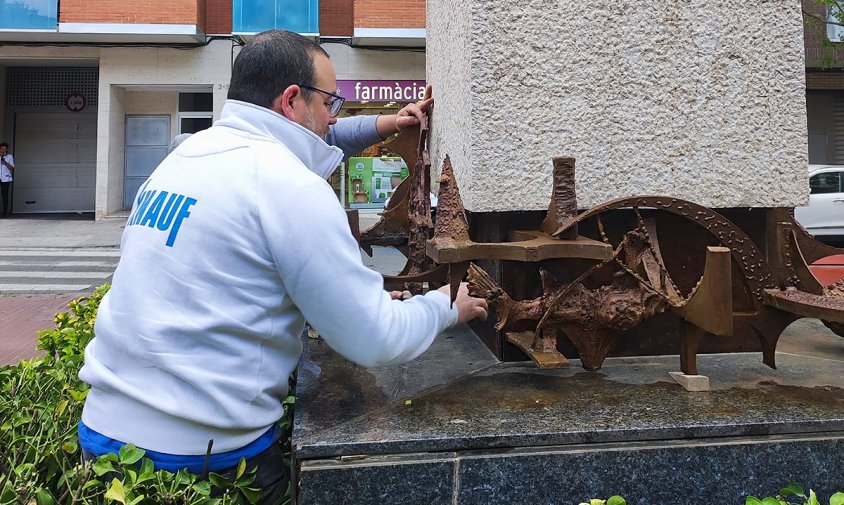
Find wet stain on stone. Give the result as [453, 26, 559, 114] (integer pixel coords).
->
[388, 370, 844, 429]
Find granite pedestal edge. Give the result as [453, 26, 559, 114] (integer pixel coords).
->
[292, 325, 844, 504]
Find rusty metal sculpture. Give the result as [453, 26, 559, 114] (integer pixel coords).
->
[357, 116, 448, 292]
[428, 158, 732, 374]
[354, 112, 844, 379]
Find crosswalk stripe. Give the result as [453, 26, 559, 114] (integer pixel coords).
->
[0, 260, 117, 267]
[0, 250, 121, 258]
[0, 284, 92, 292]
[55, 261, 117, 267]
[0, 247, 119, 294]
[0, 271, 112, 279]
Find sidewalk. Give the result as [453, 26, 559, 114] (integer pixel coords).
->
[0, 213, 126, 249]
[0, 214, 122, 365]
[0, 295, 78, 364]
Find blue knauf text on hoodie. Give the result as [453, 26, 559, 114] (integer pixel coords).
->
[78, 100, 458, 457]
[126, 189, 197, 247]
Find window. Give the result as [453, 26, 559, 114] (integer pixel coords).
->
[809, 172, 842, 194]
[179, 93, 213, 113]
[0, 0, 57, 30]
[829, 5, 844, 42]
[178, 92, 212, 134]
[232, 0, 319, 35]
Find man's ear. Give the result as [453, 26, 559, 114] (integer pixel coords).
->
[273, 85, 302, 120]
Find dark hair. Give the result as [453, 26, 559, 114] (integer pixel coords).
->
[0, 143, 7, 149]
[227, 30, 328, 109]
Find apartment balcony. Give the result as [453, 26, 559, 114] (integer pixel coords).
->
[233, 0, 319, 36]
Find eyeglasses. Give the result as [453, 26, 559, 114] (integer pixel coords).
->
[299, 84, 345, 117]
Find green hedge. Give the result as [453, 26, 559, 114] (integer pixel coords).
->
[0, 285, 293, 504]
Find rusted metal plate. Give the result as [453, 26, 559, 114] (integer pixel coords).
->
[346, 209, 360, 242]
[382, 264, 449, 291]
[539, 156, 578, 239]
[506, 331, 569, 369]
[674, 246, 734, 337]
[427, 232, 612, 263]
[763, 289, 844, 324]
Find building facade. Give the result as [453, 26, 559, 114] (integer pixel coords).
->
[0, 1, 834, 216]
[0, 0, 424, 217]
[804, 0, 844, 164]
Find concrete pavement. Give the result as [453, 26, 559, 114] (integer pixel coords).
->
[0, 213, 127, 249]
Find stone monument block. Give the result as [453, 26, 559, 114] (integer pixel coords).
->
[427, 0, 809, 211]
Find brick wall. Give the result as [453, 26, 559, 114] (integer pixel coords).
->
[804, 0, 844, 68]
[806, 71, 844, 89]
[354, 0, 424, 28]
[206, 0, 232, 34]
[321, 0, 354, 36]
[60, 0, 201, 25]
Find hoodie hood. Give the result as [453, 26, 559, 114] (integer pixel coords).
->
[216, 100, 343, 179]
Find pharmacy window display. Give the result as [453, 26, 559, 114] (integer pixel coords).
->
[347, 156, 409, 208]
[330, 79, 425, 208]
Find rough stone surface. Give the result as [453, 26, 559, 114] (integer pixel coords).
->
[427, 1, 809, 211]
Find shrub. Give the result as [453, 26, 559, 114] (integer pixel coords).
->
[0, 285, 290, 504]
[579, 497, 626, 505]
[747, 483, 844, 505]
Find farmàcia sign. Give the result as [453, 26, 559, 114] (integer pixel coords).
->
[337, 80, 427, 103]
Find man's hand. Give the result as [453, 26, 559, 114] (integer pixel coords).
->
[394, 84, 433, 132]
[438, 282, 488, 325]
[375, 84, 433, 138]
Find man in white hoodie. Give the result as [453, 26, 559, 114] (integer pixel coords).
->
[78, 30, 487, 502]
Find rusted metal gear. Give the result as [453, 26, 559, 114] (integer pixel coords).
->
[554, 196, 776, 304]
[768, 208, 844, 338]
[551, 196, 807, 371]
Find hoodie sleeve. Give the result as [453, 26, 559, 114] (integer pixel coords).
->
[326, 116, 382, 160]
[257, 168, 458, 368]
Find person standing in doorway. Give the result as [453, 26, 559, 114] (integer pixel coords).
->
[0, 143, 14, 218]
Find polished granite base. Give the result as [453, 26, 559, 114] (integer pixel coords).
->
[292, 325, 844, 504]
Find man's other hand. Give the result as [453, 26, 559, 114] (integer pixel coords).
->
[438, 282, 488, 325]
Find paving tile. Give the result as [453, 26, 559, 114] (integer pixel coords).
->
[0, 295, 77, 366]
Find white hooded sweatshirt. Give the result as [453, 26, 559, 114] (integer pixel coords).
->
[79, 100, 457, 455]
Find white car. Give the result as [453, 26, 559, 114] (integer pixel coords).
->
[795, 164, 844, 238]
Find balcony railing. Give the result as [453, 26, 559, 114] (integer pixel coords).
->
[0, 0, 57, 30]
[233, 0, 319, 35]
